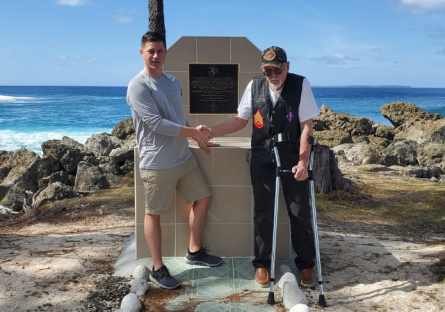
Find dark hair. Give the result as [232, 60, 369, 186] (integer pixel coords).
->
[141, 31, 166, 49]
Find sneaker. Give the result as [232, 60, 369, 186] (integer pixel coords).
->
[149, 265, 180, 289]
[185, 246, 223, 266]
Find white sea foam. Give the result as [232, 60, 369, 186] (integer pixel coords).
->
[0, 129, 112, 156]
[0, 95, 35, 102]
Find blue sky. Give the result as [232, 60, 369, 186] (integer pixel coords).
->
[0, 0, 444, 87]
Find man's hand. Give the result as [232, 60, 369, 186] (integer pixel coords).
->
[195, 125, 212, 141]
[292, 163, 309, 181]
[192, 140, 220, 154]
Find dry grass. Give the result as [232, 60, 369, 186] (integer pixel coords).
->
[315, 173, 445, 240]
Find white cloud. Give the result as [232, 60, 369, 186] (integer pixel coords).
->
[399, 0, 445, 12]
[88, 57, 98, 63]
[113, 15, 133, 23]
[311, 53, 360, 65]
[58, 55, 66, 59]
[56, 0, 86, 6]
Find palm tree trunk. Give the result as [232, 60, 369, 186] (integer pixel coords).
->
[148, 0, 166, 41]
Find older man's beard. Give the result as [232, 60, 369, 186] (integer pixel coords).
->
[268, 78, 282, 91]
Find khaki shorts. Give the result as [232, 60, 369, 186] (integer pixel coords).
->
[140, 155, 212, 215]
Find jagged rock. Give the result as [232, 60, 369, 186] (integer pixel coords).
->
[84, 132, 124, 157]
[384, 140, 418, 167]
[83, 156, 99, 166]
[74, 162, 110, 191]
[314, 104, 374, 136]
[438, 175, 445, 185]
[60, 136, 84, 151]
[333, 143, 386, 166]
[1, 156, 60, 192]
[0, 205, 20, 220]
[37, 176, 51, 189]
[120, 293, 142, 312]
[429, 125, 445, 144]
[290, 304, 312, 312]
[0, 148, 40, 184]
[105, 174, 125, 187]
[282, 281, 308, 309]
[112, 118, 135, 140]
[41, 140, 61, 157]
[395, 119, 445, 144]
[313, 130, 353, 148]
[98, 157, 121, 176]
[120, 159, 134, 176]
[0, 185, 32, 212]
[49, 171, 74, 186]
[109, 147, 135, 163]
[389, 165, 442, 179]
[381, 101, 442, 128]
[417, 142, 445, 171]
[42, 139, 85, 174]
[33, 182, 79, 208]
[354, 135, 391, 147]
[133, 265, 150, 280]
[129, 279, 149, 298]
[314, 145, 360, 194]
[374, 125, 395, 141]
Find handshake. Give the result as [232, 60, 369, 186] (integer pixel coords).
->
[190, 125, 219, 153]
[192, 125, 213, 143]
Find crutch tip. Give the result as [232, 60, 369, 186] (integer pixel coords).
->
[267, 292, 275, 305]
[318, 294, 327, 307]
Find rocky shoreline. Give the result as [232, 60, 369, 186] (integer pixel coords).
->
[1, 101, 444, 218]
[0, 118, 136, 217]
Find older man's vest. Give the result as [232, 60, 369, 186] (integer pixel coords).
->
[250, 73, 305, 166]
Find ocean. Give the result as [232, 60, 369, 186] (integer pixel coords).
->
[1, 86, 445, 155]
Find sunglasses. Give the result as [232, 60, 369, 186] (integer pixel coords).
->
[262, 66, 285, 77]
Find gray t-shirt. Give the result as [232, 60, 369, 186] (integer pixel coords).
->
[127, 70, 192, 169]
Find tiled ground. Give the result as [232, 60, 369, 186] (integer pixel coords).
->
[145, 257, 285, 312]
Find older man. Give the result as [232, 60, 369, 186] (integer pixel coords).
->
[208, 46, 319, 288]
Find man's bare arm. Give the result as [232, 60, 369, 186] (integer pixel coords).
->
[209, 116, 248, 137]
[292, 119, 313, 181]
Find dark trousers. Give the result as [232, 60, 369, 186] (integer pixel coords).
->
[251, 161, 316, 271]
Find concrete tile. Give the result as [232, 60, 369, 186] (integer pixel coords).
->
[213, 187, 251, 224]
[214, 148, 251, 186]
[135, 185, 145, 224]
[235, 303, 274, 311]
[194, 258, 234, 282]
[233, 258, 255, 281]
[164, 36, 197, 71]
[214, 224, 252, 257]
[197, 37, 231, 63]
[230, 37, 262, 73]
[195, 302, 236, 312]
[190, 148, 214, 186]
[162, 257, 194, 282]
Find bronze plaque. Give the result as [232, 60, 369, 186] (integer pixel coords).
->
[189, 63, 239, 114]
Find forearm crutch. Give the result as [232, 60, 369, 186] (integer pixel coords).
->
[267, 133, 293, 305]
[308, 136, 327, 307]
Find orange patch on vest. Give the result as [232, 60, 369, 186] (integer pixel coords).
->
[254, 109, 264, 129]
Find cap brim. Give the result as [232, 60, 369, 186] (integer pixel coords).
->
[260, 63, 283, 70]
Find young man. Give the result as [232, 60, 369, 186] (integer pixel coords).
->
[127, 31, 222, 289]
[208, 46, 319, 288]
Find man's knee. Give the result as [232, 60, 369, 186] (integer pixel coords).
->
[194, 195, 211, 206]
